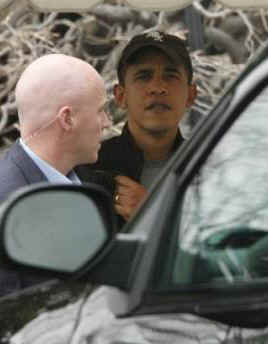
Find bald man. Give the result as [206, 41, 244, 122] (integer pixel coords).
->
[0, 53, 111, 204]
[0, 54, 110, 296]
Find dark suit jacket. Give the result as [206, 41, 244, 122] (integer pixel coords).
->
[0, 141, 48, 204]
[0, 141, 49, 297]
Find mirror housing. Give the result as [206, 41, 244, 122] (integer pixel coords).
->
[87, 233, 142, 289]
[0, 183, 117, 276]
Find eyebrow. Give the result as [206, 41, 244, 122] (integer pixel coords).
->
[165, 66, 181, 74]
[134, 65, 182, 75]
[134, 67, 152, 75]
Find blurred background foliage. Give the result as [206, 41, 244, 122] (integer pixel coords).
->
[0, 0, 267, 147]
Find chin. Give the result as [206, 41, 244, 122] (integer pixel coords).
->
[91, 152, 99, 163]
[145, 126, 169, 136]
[79, 153, 97, 165]
[87, 156, 97, 164]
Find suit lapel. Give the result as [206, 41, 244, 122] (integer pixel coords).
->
[8, 142, 48, 184]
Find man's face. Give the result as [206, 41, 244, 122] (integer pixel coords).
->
[75, 85, 111, 164]
[115, 49, 196, 138]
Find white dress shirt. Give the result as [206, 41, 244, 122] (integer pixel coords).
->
[19, 139, 81, 184]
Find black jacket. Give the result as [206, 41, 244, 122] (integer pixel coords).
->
[76, 124, 184, 227]
[77, 124, 184, 183]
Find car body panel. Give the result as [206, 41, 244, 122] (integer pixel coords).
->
[10, 286, 268, 344]
[0, 279, 87, 341]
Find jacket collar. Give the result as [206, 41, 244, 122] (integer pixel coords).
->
[9, 141, 48, 184]
[121, 123, 184, 156]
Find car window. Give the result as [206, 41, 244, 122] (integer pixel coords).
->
[170, 85, 268, 287]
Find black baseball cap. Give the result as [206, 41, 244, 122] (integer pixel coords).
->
[117, 31, 193, 84]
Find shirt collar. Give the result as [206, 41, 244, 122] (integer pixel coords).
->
[19, 139, 81, 184]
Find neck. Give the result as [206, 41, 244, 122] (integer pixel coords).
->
[128, 125, 177, 161]
[24, 139, 74, 176]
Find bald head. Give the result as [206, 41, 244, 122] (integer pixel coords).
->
[15, 54, 105, 139]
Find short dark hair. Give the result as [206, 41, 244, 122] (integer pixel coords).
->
[117, 31, 193, 85]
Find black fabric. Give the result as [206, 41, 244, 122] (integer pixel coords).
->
[76, 124, 184, 229]
[77, 124, 184, 182]
[77, 125, 143, 184]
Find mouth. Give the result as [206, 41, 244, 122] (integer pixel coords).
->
[146, 102, 171, 112]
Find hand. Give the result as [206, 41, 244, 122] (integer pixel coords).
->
[114, 175, 147, 221]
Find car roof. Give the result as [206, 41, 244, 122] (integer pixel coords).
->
[0, 0, 267, 12]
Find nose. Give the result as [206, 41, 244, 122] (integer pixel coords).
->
[148, 76, 168, 96]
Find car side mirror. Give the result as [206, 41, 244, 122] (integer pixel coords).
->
[0, 183, 117, 275]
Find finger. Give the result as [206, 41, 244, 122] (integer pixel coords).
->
[116, 179, 145, 194]
[114, 192, 120, 203]
[116, 185, 133, 197]
[114, 203, 131, 221]
[114, 193, 131, 206]
[114, 192, 131, 206]
[115, 181, 135, 195]
[115, 175, 138, 187]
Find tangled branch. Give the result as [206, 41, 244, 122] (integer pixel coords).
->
[0, 0, 267, 147]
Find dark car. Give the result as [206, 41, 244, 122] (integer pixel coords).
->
[1, 1, 268, 343]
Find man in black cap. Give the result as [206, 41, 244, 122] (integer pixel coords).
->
[78, 31, 197, 227]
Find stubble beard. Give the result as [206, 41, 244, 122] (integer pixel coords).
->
[141, 124, 170, 138]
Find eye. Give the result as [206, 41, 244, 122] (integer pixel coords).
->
[134, 71, 151, 81]
[165, 72, 180, 80]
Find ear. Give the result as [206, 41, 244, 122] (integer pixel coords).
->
[58, 106, 74, 131]
[186, 83, 197, 108]
[113, 84, 127, 109]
